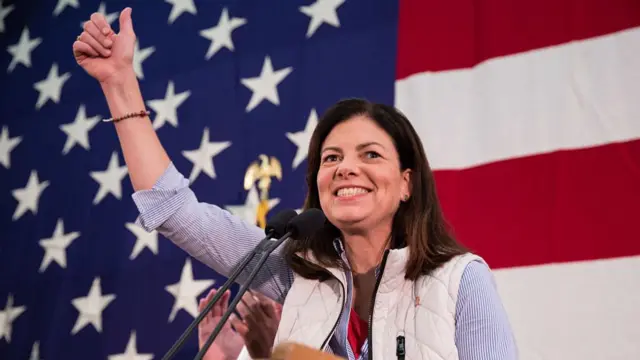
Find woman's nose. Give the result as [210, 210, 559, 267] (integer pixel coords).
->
[335, 158, 359, 178]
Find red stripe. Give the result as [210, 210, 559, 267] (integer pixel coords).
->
[434, 139, 640, 269]
[397, 0, 640, 79]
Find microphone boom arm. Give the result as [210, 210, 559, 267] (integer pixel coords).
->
[160, 230, 278, 360]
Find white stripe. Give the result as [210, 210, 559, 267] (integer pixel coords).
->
[493, 256, 640, 360]
[394, 27, 640, 170]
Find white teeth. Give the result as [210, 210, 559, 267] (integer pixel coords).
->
[336, 187, 369, 197]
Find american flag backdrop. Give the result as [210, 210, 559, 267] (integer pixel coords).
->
[1, 0, 639, 359]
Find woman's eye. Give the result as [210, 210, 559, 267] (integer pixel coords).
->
[323, 154, 338, 162]
[365, 151, 380, 159]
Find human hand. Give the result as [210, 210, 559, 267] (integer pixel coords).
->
[198, 288, 245, 360]
[230, 290, 283, 359]
[72, 7, 136, 84]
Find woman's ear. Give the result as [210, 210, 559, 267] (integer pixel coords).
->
[401, 169, 412, 200]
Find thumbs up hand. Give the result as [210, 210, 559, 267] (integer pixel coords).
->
[73, 7, 136, 84]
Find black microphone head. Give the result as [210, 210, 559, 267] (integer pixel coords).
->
[286, 208, 326, 238]
[265, 209, 299, 237]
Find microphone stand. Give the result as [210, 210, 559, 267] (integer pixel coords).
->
[193, 230, 295, 360]
[160, 231, 279, 360]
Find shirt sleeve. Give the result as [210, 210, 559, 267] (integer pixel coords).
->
[131, 162, 293, 303]
[454, 260, 519, 360]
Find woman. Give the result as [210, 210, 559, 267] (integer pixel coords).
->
[198, 288, 282, 360]
[73, 8, 518, 360]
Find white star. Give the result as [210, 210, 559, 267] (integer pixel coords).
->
[0, 294, 26, 343]
[60, 105, 100, 155]
[182, 128, 231, 184]
[133, 40, 155, 80]
[286, 108, 318, 169]
[165, 258, 214, 322]
[0, 125, 22, 169]
[70, 277, 116, 334]
[300, 0, 345, 38]
[146, 81, 191, 130]
[11, 170, 49, 221]
[81, 2, 117, 28]
[29, 341, 40, 360]
[165, 0, 197, 24]
[38, 218, 80, 272]
[0, 1, 15, 33]
[108, 331, 153, 360]
[125, 222, 158, 260]
[53, 0, 79, 16]
[90, 151, 129, 205]
[241, 56, 292, 112]
[225, 185, 280, 226]
[33, 63, 71, 110]
[199, 8, 247, 60]
[7, 27, 42, 73]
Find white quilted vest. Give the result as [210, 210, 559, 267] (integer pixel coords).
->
[238, 249, 484, 360]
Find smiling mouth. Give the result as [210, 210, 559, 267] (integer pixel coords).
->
[335, 187, 371, 197]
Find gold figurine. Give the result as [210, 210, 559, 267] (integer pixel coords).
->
[244, 154, 282, 229]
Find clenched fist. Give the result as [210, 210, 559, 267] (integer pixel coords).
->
[73, 7, 136, 84]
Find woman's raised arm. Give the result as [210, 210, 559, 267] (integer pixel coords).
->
[74, 7, 169, 190]
[73, 7, 292, 302]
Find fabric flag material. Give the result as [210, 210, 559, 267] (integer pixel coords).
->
[396, 1, 640, 359]
[0, 0, 638, 359]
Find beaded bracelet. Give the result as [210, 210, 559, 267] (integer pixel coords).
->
[102, 110, 151, 123]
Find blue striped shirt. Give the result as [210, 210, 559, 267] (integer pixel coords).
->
[133, 163, 518, 360]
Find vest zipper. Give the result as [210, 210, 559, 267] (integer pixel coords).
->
[368, 249, 390, 360]
[321, 274, 346, 351]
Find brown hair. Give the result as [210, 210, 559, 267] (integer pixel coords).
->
[283, 98, 468, 280]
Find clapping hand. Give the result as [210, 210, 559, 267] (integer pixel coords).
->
[198, 289, 245, 360]
[230, 290, 283, 359]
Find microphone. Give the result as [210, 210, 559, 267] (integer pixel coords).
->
[160, 208, 298, 360]
[193, 208, 326, 360]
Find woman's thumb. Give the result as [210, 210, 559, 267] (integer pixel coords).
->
[118, 7, 134, 35]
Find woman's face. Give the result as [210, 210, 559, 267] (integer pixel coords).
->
[316, 116, 411, 233]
